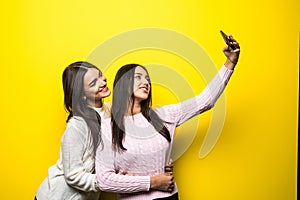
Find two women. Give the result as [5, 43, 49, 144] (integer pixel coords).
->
[36, 33, 240, 199]
[96, 35, 240, 199]
[35, 61, 174, 199]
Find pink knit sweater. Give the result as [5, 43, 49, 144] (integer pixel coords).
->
[96, 65, 233, 199]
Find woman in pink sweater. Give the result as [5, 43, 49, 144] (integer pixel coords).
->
[96, 35, 240, 199]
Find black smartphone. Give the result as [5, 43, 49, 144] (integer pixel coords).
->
[220, 30, 236, 49]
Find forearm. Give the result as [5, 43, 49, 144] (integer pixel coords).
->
[96, 164, 150, 193]
[205, 64, 233, 105]
[64, 170, 99, 192]
[162, 65, 233, 126]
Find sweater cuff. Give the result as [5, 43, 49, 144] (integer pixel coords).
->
[221, 64, 234, 73]
[145, 176, 151, 191]
[220, 64, 234, 79]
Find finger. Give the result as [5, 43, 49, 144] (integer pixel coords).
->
[166, 162, 174, 167]
[165, 165, 172, 169]
[233, 48, 240, 53]
[168, 184, 175, 192]
[228, 35, 236, 42]
[167, 172, 173, 176]
[170, 181, 174, 186]
[233, 42, 240, 50]
[170, 175, 174, 181]
[166, 166, 173, 170]
[228, 36, 239, 49]
[223, 46, 230, 52]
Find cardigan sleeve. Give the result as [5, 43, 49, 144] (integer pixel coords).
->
[95, 119, 151, 193]
[156, 65, 233, 126]
[61, 117, 99, 192]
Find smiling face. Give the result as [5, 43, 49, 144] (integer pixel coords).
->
[133, 66, 151, 103]
[83, 68, 110, 107]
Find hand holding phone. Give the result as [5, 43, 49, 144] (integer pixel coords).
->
[220, 30, 236, 50]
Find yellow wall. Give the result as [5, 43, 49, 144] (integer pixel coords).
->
[0, 0, 298, 199]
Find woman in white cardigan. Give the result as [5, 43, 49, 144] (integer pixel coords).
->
[35, 61, 111, 200]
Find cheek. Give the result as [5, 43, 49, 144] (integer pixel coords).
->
[85, 89, 97, 97]
[133, 83, 139, 92]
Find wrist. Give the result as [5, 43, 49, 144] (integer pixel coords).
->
[224, 59, 237, 70]
[150, 176, 157, 189]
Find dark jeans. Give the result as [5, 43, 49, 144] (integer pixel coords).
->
[153, 192, 179, 200]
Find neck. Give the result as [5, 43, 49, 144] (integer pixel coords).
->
[128, 100, 141, 115]
[87, 100, 103, 108]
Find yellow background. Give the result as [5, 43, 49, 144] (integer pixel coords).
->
[0, 0, 298, 199]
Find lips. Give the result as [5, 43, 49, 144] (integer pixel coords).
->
[139, 85, 149, 93]
[99, 85, 108, 93]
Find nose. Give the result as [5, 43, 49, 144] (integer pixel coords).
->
[141, 77, 149, 85]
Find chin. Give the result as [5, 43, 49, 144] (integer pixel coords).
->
[137, 95, 149, 101]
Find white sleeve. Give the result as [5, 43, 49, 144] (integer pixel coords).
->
[62, 118, 99, 192]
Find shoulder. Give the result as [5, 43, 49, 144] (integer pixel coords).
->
[67, 116, 89, 133]
[68, 116, 87, 125]
[153, 105, 178, 123]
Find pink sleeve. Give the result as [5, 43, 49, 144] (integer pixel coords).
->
[156, 65, 233, 126]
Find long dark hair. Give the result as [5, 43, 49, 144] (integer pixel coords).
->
[111, 64, 171, 152]
[62, 61, 102, 153]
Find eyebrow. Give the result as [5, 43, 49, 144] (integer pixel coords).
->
[88, 78, 97, 87]
[134, 72, 148, 77]
[88, 70, 102, 87]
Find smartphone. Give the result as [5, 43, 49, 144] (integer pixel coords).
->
[220, 30, 236, 49]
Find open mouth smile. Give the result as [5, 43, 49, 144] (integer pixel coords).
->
[139, 85, 149, 93]
[99, 85, 108, 93]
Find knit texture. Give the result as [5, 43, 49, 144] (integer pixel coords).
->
[96, 65, 233, 199]
[36, 102, 111, 200]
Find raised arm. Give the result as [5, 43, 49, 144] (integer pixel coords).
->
[156, 35, 240, 126]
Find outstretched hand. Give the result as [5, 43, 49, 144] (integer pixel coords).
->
[223, 35, 240, 70]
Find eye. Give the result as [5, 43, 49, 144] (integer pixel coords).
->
[90, 82, 95, 87]
[145, 76, 150, 82]
[134, 75, 141, 80]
